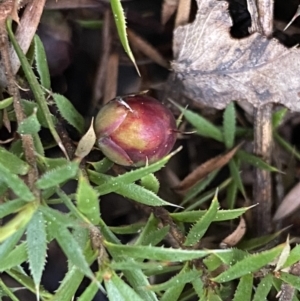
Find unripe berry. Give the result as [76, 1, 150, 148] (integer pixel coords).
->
[94, 95, 177, 167]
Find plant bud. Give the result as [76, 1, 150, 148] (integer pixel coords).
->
[94, 95, 177, 167]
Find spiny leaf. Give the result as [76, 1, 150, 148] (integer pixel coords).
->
[89, 170, 180, 207]
[104, 271, 144, 301]
[0, 202, 37, 243]
[135, 214, 168, 247]
[0, 227, 25, 259]
[279, 272, 300, 291]
[110, 0, 140, 75]
[184, 194, 219, 246]
[0, 162, 34, 201]
[52, 93, 85, 134]
[212, 244, 284, 283]
[76, 174, 100, 225]
[170, 206, 251, 223]
[46, 215, 94, 280]
[223, 102, 236, 149]
[140, 173, 160, 194]
[237, 150, 281, 172]
[169, 100, 223, 142]
[17, 107, 41, 135]
[0, 199, 27, 219]
[232, 274, 253, 301]
[149, 268, 201, 292]
[0, 146, 29, 175]
[229, 159, 246, 198]
[105, 242, 231, 261]
[252, 274, 273, 301]
[0, 243, 27, 271]
[26, 210, 47, 295]
[34, 35, 51, 90]
[88, 157, 114, 174]
[35, 161, 79, 189]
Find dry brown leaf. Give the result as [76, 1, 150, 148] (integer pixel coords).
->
[174, 144, 240, 192]
[161, 0, 178, 25]
[171, 0, 300, 111]
[273, 182, 300, 221]
[220, 217, 246, 248]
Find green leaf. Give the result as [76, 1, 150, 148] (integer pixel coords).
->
[94, 149, 179, 195]
[150, 268, 201, 292]
[272, 107, 288, 129]
[34, 35, 51, 90]
[183, 169, 219, 204]
[105, 241, 230, 261]
[0, 278, 20, 301]
[104, 271, 144, 301]
[89, 157, 114, 173]
[232, 274, 253, 301]
[0, 97, 13, 109]
[109, 222, 145, 235]
[140, 173, 160, 194]
[279, 272, 300, 290]
[6, 20, 64, 154]
[170, 206, 251, 223]
[192, 278, 204, 298]
[0, 147, 29, 175]
[184, 195, 219, 246]
[36, 154, 69, 171]
[0, 243, 27, 271]
[170, 101, 223, 142]
[0, 199, 27, 219]
[110, 0, 139, 74]
[0, 162, 34, 201]
[223, 102, 236, 149]
[35, 161, 79, 189]
[214, 248, 248, 266]
[17, 108, 41, 135]
[26, 210, 47, 292]
[135, 214, 168, 246]
[76, 174, 100, 225]
[77, 271, 103, 301]
[52, 93, 85, 134]
[252, 274, 273, 301]
[46, 215, 94, 280]
[0, 227, 25, 259]
[226, 180, 238, 209]
[212, 244, 284, 283]
[237, 150, 280, 172]
[89, 170, 179, 207]
[0, 203, 37, 243]
[229, 159, 246, 198]
[109, 260, 170, 271]
[203, 254, 223, 271]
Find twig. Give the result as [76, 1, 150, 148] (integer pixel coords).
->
[246, 0, 274, 235]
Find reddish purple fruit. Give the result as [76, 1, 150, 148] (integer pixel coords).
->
[94, 95, 177, 167]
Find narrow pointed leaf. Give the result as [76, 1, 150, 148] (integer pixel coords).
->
[252, 274, 273, 301]
[170, 206, 251, 223]
[76, 174, 100, 225]
[279, 272, 300, 290]
[140, 173, 160, 194]
[34, 35, 51, 90]
[192, 278, 204, 298]
[35, 161, 79, 189]
[0, 203, 37, 243]
[212, 245, 284, 283]
[0, 228, 25, 259]
[53, 93, 85, 134]
[46, 216, 94, 279]
[0, 199, 27, 219]
[26, 210, 47, 290]
[229, 160, 246, 197]
[184, 195, 219, 246]
[0, 243, 27, 271]
[0, 162, 34, 201]
[0, 146, 29, 175]
[104, 271, 144, 301]
[105, 242, 231, 261]
[150, 268, 200, 292]
[0, 97, 13, 109]
[170, 100, 223, 142]
[223, 102, 236, 149]
[282, 244, 300, 269]
[17, 108, 41, 135]
[110, 0, 139, 74]
[232, 274, 253, 301]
